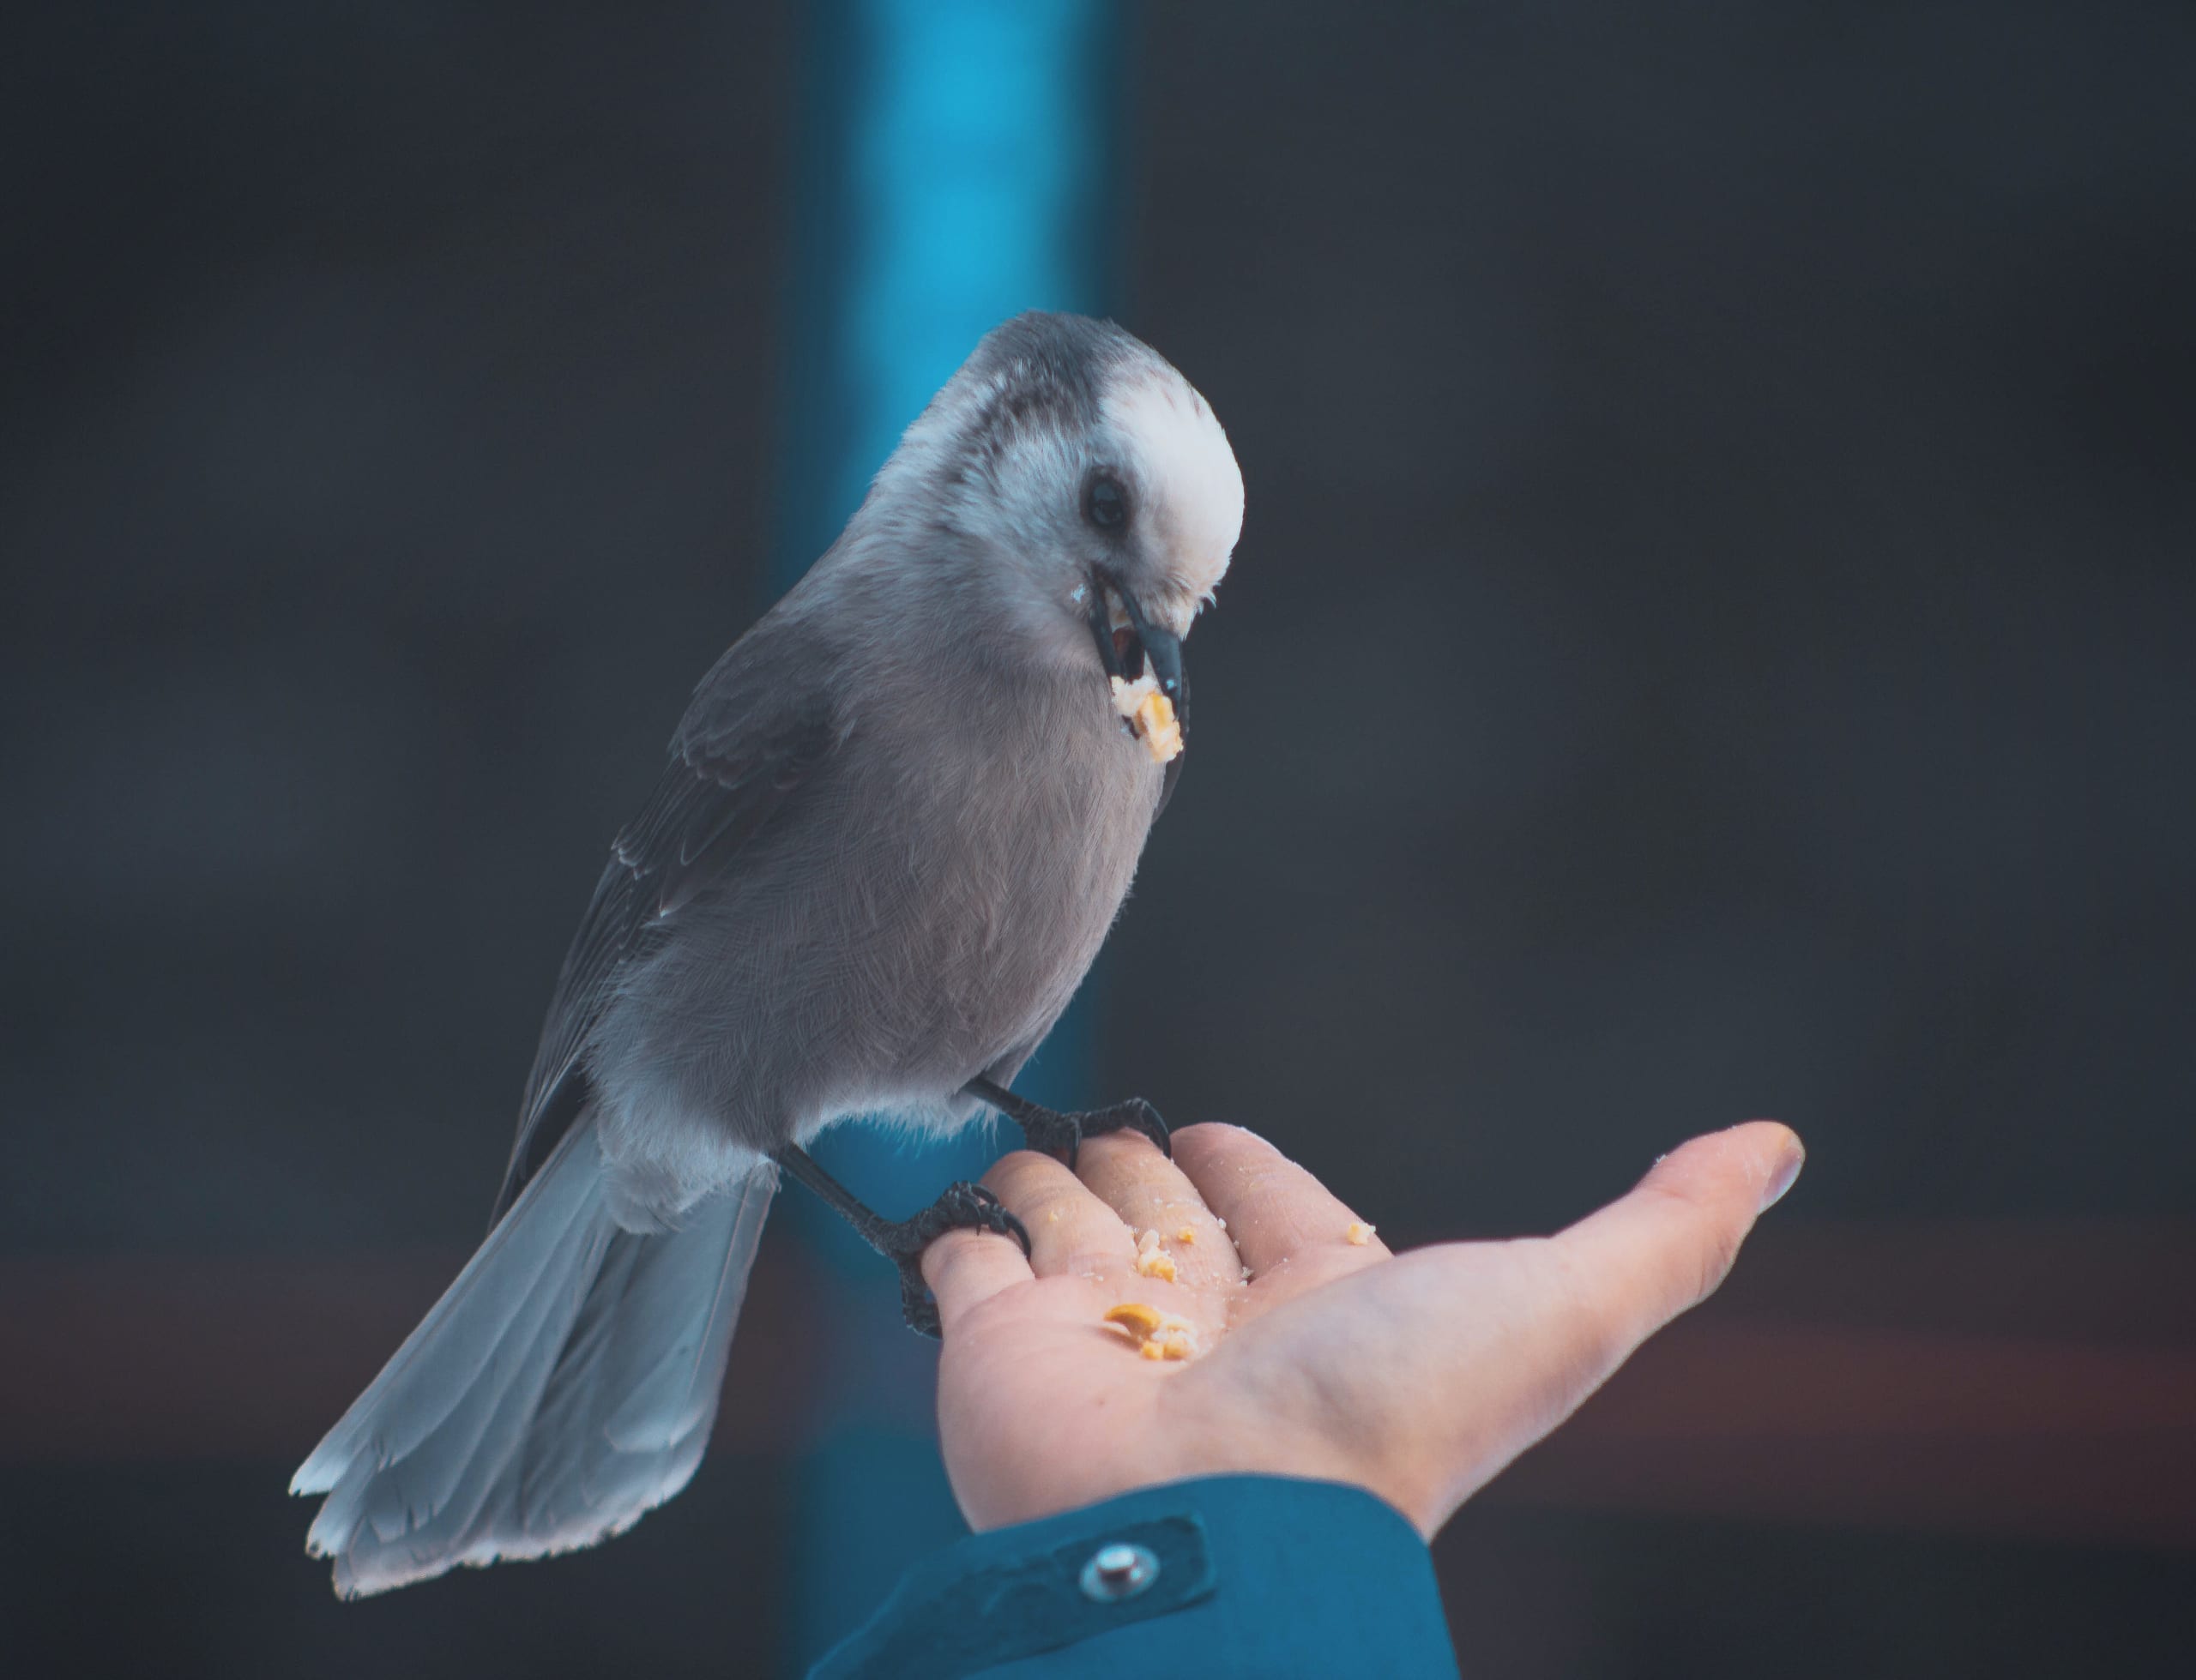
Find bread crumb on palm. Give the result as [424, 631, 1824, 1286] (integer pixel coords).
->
[1105, 1301, 1165, 1337]
[1105, 1301, 1201, 1361]
[1345, 1220, 1376, 1247]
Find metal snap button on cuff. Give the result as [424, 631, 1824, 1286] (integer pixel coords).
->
[1079, 1541, 1160, 1603]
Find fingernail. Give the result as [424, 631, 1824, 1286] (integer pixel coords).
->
[1758, 1130, 1806, 1213]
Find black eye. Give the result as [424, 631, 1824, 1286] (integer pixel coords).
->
[1083, 473, 1128, 531]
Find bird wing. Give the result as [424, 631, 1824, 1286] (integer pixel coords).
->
[492, 615, 846, 1224]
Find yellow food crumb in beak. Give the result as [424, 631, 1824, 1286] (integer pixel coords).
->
[1136, 690, 1182, 762]
[1108, 674, 1184, 765]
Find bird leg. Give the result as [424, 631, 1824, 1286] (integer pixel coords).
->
[965, 1075, 1172, 1171]
[771, 1144, 1030, 1339]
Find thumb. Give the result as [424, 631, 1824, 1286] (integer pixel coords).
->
[1555, 1121, 1805, 1357]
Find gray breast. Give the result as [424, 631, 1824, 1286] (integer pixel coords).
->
[585, 651, 1158, 1190]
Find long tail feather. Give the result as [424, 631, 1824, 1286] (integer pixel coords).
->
[291, 1113, 776, 1597]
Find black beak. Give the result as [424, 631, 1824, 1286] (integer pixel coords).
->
[1119, 591, 1186, 717]
[1089, 573, 1192, 816]
[1085, 580, 1127, 682]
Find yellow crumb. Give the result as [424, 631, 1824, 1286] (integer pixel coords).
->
[1154, 1316, 1200, 1358]
[1132, 1229, 1176, 1278]
[1107, 1302, 1204, 1362]
[1136, 690, 1183, 762]
[1048, 1207, 1061, 1222]
[1176, 1225, 1196, 1243]
[1108, 674, 1185, 765]
[1104, 1302, 1166, 1337]
[1345, 1221, 1376, 1247]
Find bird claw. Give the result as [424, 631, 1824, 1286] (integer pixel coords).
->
[1017, 1097, 1171, 1170]
[888, 1181, 1030, 1339]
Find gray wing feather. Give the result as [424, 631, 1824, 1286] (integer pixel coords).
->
[495, 616, 845, 1223]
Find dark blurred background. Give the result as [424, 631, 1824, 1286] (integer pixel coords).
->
[4, 2, 2192, 1676]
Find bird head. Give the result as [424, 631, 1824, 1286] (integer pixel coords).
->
[874, 313, 1244, 716]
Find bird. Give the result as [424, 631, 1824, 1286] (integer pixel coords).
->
[290, 312, 1245, 1596]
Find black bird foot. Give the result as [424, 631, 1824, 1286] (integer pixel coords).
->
[965, 1077, 1172, 1170]
[881, 1182, 1031, 1339]
[771, 1148, 1032, 1340]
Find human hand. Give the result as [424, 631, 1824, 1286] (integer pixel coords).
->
[921, 1120, 1803, 1538]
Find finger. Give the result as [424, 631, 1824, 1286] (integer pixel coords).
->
[920, 1196, 1039, 1334]
[1074, 1130, 1243, 1293]
[980, 1149, 1137, 1280]
[1168, 1123, 1389, 1287]
[1269, 1123, 1802, 1536]
[1554, 1121, 1804, 1353]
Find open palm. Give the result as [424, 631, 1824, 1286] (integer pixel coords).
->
[922, 1119, 1802, 1538]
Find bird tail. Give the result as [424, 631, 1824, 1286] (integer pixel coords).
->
[290, 1110, 777, 1597]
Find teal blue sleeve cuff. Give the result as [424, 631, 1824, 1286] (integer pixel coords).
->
[808, 1473, 1458, 1678]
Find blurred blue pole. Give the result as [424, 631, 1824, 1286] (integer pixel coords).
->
[769, 2, 1122, 1669]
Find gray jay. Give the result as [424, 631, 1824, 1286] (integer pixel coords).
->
[291, 313, 1244, 1595]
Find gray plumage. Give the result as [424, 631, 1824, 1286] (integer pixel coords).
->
[292, 313, 1245, 1595]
